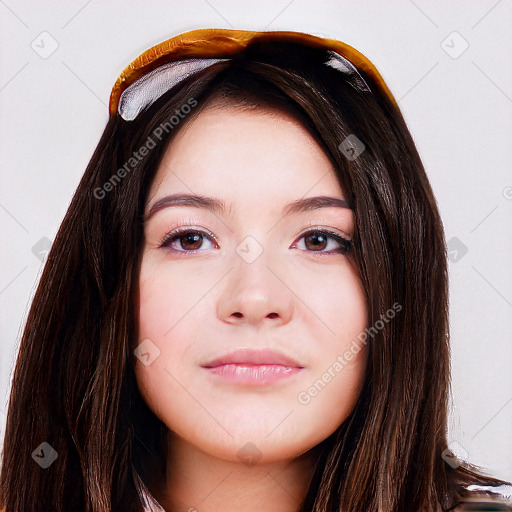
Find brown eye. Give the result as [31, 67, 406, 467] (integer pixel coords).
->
[296, 229, 352, 254]
[159, 228, 217, 252]
[179, 232, 203, 250]
[304, 232, 328, 251]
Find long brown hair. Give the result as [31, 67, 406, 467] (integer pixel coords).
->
[1, 41, 507, 512]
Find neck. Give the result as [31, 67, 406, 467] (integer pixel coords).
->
[151, 432, 324, 512]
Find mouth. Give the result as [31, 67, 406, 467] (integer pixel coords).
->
[201, 348, 304, 386]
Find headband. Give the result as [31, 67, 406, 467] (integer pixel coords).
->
[109, 28, 397, 121]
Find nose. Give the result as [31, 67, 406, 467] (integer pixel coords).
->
[217, 249, 294, 327]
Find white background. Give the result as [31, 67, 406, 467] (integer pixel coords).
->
[1, 0, 511, 482]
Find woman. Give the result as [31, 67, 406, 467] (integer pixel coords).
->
[1, 28, 510, 512]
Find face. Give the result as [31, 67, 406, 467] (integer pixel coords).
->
[135, 103, 368, 465]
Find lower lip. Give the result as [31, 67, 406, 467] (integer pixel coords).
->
[203, 363, 303, 385]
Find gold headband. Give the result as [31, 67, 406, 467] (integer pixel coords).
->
[109, 28, 397, 121]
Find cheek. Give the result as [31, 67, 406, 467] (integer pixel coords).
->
[296, 262, 368, 410]
[137, 257, 190, 338]
[136, 253, 214, 358]
[135, 257, 201, 411]
[306, 261, 368, 345]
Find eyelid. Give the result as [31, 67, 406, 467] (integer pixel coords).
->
[173, 219, 216, 236]
[298, 223, 352, 242]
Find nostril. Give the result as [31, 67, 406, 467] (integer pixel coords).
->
[267, 312, 278, 319]
[232, 312, 243, 318]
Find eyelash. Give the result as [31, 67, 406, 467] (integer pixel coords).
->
[157, 226, 353, 256]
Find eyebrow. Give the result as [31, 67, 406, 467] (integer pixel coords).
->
[144, 193, 350, 221]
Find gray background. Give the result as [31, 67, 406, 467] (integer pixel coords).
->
[1, 0, 511, 482]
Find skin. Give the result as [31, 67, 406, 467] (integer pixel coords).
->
[135, 103, 368, 512]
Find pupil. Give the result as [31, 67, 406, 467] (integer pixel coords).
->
[183, 232, 202, 249]
[307, 232, 327, 251]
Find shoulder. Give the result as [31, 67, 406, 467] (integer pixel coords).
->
[441, 463, 512, 510]
[447, 473, 512, 511]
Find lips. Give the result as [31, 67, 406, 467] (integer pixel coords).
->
[201, 348, 304, 386]
[201, 348, 303, 368]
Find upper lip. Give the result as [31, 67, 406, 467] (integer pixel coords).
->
[201, 348, 304, 368]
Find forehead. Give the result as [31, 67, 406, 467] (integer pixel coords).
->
[148, 105, 344, 206]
